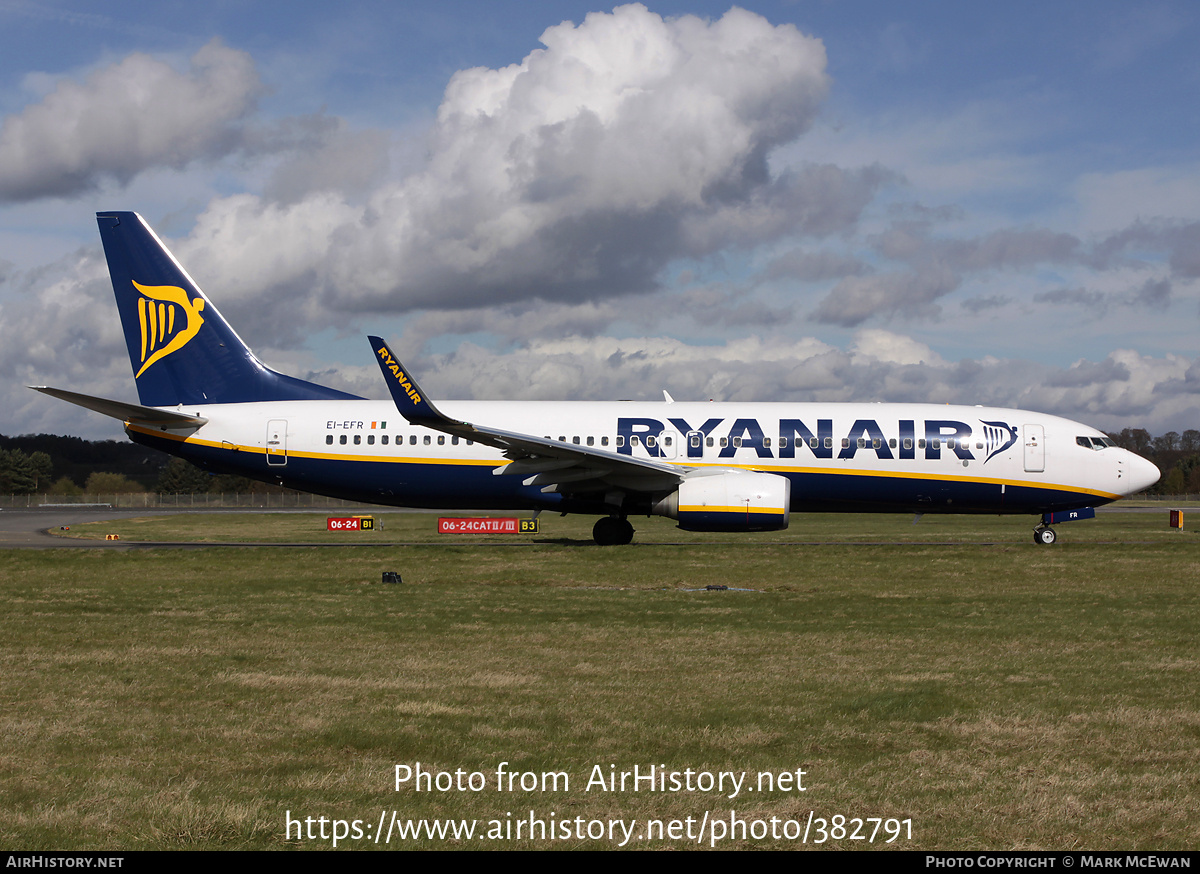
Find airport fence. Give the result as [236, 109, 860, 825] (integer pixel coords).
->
[0, 493, 387, 510]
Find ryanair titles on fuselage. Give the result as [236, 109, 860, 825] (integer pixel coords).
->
[615, 416, 1020, 463]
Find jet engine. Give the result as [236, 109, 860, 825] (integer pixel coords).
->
[652, 471, 791, 532]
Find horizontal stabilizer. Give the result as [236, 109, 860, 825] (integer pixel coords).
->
[28, 386, 208, 428]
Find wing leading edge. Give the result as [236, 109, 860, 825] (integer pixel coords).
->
[367, 336, 685, 496]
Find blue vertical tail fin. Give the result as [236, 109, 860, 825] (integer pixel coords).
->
[96, 211, 360, 406]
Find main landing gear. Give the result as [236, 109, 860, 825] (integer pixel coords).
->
[1033, 525, 1057, 545]
[593, 516, 634, 546]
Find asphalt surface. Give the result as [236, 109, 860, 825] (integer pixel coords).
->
[2, 507, 152, 548]
[0, 506, 364, 548]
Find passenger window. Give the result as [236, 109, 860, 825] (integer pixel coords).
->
[573, 436, 580, 444]
[872, 438, 881, 449]
[409, 435, 417, 445]
[437, 436, 445, 445]
[732, 437, 742, 448]
[946, 438, 955, 450]
[558, 436, 566, 442]
[842, 438, 850, 449]
[340, 435, 347, 445]
[587, 436, 594, 446]
[932, 439, 941, 449]
[918, 439, 926, 449]
[325, 435, 333, 445]
[889, 438, 897, 448]
[903, 438, 912, 450]
[689, 434, 700, 448]
[778, 436, 788, 449]
[763, 437, 771, 448]
[663, 436, 672, 446]
[646, 436, 656, 448]
[707, 437, 714, 447]
[856, 438, 865, 448]
[423, 435, 431, 445]
[810, 437, 818, 449]
[452, 436, 459, 445]
[616, 436, 625, 447]
[823, 437, 832, 449]
[353, 435, 361, 445]
[720, 438, 728, 448]
[602, 436, 609, 446]
[382, 435, 389, 445]
[367, 434, 374, 445]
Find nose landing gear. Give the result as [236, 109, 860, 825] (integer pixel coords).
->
[1033, 525, 1057, 545]
[1033, 508, 1095, 545]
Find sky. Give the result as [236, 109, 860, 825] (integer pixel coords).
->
[1, 0, 1199, 441]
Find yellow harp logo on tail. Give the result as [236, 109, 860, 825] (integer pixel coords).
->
[132, 281, 206, 378]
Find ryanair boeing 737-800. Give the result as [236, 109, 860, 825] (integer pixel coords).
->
[32, 212, 1160, 545]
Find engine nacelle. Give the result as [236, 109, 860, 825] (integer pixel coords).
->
[652, 471, 791, 532]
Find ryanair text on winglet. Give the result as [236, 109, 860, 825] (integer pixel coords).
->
[376, 346, 422, 406]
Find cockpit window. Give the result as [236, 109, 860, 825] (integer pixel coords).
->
[1077, 436, 1110, 451]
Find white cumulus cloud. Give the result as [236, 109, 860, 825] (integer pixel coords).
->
[0, 40, 263, 202]
[174, 4, 866, 329]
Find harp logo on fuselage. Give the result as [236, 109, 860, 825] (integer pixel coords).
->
[980, 420, 1020, 463]
[132, 280, 206, 378]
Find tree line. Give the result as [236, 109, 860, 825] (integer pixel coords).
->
[1105, 429, 1200, 494]
[0, 434, 285, 496]
[3, 429, 1200, 495]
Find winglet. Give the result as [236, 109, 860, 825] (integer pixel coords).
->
[368, 336, 454, 425]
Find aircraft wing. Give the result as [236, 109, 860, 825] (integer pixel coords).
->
[367, 337, 686, 495]
[28, 386, 208, 428]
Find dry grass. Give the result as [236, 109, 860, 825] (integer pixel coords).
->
[2, 511, 1198, 849]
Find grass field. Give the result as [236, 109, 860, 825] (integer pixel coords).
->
[3, 510, 1198, 850]
[46, 504, 1197, 544]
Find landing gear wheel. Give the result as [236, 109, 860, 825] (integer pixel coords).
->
[1034, 526, 1057, 545]
[593, 516, 635, 545]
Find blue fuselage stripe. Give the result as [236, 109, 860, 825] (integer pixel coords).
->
[134, 431, 1104, 516]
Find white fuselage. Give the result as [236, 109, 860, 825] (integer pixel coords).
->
[128, 399, 1160, 516]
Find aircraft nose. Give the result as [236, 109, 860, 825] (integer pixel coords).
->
[1125, 451, 1161, 495]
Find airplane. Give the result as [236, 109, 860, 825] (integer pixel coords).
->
[32, 211, 1161, 545]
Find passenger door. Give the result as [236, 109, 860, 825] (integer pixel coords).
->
[266, 419, 288, 466]
[1023, 424, 1044, 473]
